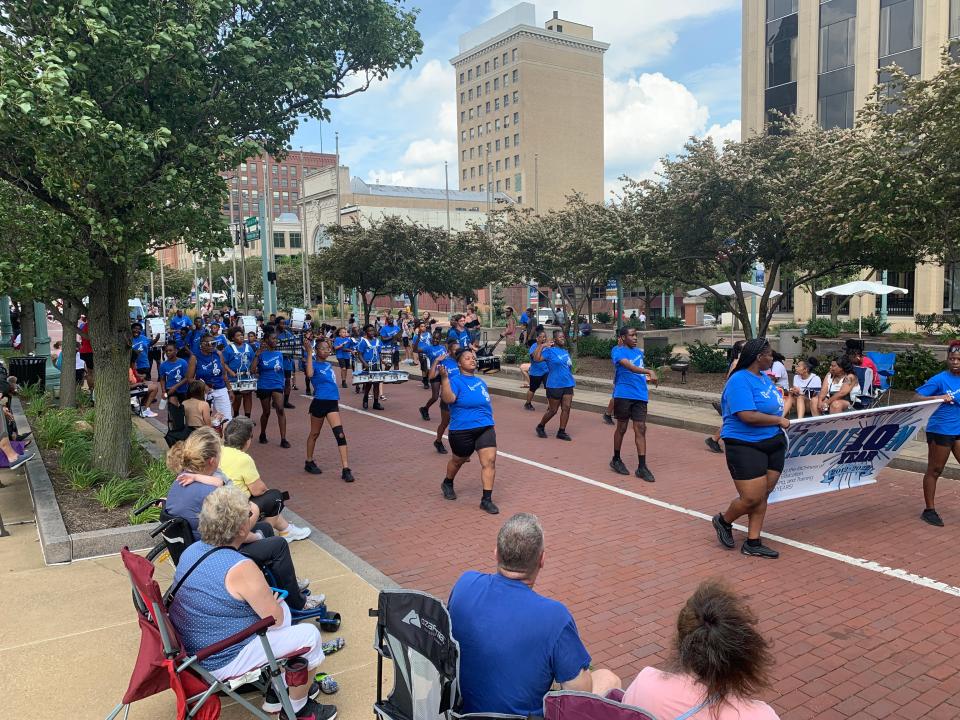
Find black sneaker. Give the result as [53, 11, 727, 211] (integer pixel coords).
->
[304, 460, 322, 475]
[372, 402, 384, 411]
[602, 413, 615, 425]
[284, 402, 296, 409]
[635, 465, 655, 482]
[259, 434, 268, 444]
[712, 513, 735, 548]
[535, 425, 547, 438]
[341, 380, 347, 388]
[704, 437, 723, 454]
[610, 457, 629, 475]
[441, 480, 457, 500]
[434, 440, 447, 454]
[263, 681, 321, 712]
[280, 699, 337, 720]
[556, 430, 572, 441]
[354, 385, 361, 394]
[523, 402, 535, 411]
[921, 508, 944, 527]
[280, 439, 291, 449]
[362, 398, 369, 409]
[741, 541, 779, 559]
[341, 468, 354, 483]
[480, 497, 500, 514]
[419, 406, 430, 421]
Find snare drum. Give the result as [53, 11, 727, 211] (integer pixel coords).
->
[234, 375, 257, 393]
[351, 370, 409, 385]
[477, 355, 501, 373]
[379, 350, 394, 370]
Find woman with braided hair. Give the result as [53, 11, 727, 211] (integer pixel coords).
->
[711, 338, 789, 559]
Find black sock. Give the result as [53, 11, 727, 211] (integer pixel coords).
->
[443, 477, 454, 486]
[746, 538, 761, 547]
[537, 424, 544, 430]
[612, 452, 621, 461]
[638, 454, 646, 468]
[718, 514, 732, 528]
[482, 489, 492, 500]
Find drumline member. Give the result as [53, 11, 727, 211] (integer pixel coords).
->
[533, 330, 575, 441]
[411, 321, 432, 389]
[275, 316, 297, 408]
[438, 348, 499, 515]
[379, 315, 402, 368]
[187, 335, 235, 424]
[418, 329, 448, 421]
[357, 324, 385, 411]
[914, 340, 960, 526]
[224, 327, 255, 419]
[429, 338, 461, 454]
[206, 322, 228, 352]
[400, 311, 415, 366]
[609, 327, 658, 481]
[304, 337, 355, 482]
[522, 328, 549, 411]
[711, 338, 789, 559]
[250, 326, 290, 448]
[158, 340, 190, 406]
[333, 327, 353, 388]
[349, 325, 363, 394]
[447, 314, 477, 351]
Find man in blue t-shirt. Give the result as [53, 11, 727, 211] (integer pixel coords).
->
[609, 327, 659, 481]
[169, 309, 192, 332]
[448, 513, 620, 716]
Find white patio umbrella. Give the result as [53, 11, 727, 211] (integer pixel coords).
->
[815, 280, 908, 338]
[686, 281, 783, 299]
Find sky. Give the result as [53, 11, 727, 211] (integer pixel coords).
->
[290, 0, 743, 199]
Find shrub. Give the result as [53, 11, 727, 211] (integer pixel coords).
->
[687, 341, 729, 373]
[805, 318, 842, 338]
[142, 459, 176, 499]
[34, 407, 80, 447]
[595, 311, 611, 324]
[644, 342, 676, 369]
[94, 476, 142, 509]
[891, 345, 944, 391]
[576, 336, 616, 359]
[60, 434, 93, 473]
[502, 343, 529, 364]
[651, 315, 683, 330]
[130, 496, 161, 524]
[66, 465, 109, 491]
[860, 314, 891, 337]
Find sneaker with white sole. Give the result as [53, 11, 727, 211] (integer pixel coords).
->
[281, 699, 337, 720]
[281, 523, 311, 542]
[141, 408, 158, 418]
[302, 593, 327, 610]
[263, 681, 321, 713]
[297, 577, 311, 593]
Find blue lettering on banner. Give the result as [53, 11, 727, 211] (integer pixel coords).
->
[788, 424, 914, 461]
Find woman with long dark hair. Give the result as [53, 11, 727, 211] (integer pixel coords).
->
[711, 338, 788, 559]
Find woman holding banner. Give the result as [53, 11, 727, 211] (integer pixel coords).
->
[914, 341, 960, 527]
[711, 338, 789, 559]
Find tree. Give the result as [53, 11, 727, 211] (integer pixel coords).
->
[0, 0, 422, 473]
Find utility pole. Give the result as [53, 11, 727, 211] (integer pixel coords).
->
[159, 258, 166, 314]
[227, 176, 238, 310]
[444, 161, 451, 238]
[535, 153, 539, 214]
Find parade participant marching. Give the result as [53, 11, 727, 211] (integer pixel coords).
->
[400, 310, 415, 366]
[429, 338, 461, 453]
[533, 330, 575, 441]
[131, 322, 160, 380]
[206, 322, 228, 352]
[411, 321, 432, 389]
[186, 316, 206, 356]
[158, 340, 190, 406]
[379, 315, 402, 368]
[418, 329, 448, 421]
[276, 316, 297, 408]
[609, 327, 659, 481]
[447, 314, 477, 351]
[224, 326, 255, 419]
[301, 330, 315, 395]
[522, 328, 549, 411]
[349, 325, 363, 394]
[333, 327, 354, 388]
[187, 335, 235, 424]
[304, 337, 355, 482]
[170, 308, 193, 332]
[250, 326, 290, 448]
[357, 324, 385, 411]
[914, 340, 960, 526]
[711, 338, 788, 559]
[438, 348, 499, 514]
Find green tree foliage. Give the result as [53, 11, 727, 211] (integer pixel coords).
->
[0, 0, 422, 473]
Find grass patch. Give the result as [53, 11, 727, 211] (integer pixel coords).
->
[93, 476, 143, 510]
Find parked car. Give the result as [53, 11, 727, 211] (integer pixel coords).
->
[536, 308, 556, 325]
[702, 313, 720, 326]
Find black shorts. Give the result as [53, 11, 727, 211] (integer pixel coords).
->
[613, 398, 648, 422]
[337, 358, 351, 369]
[529, 373, 548, 392]
[256, 388, 282, 400]
[251, 489, 285, 518]
[449, 425, 497, 457]
[79, 352, 93, 369]
[546, 386, 574, 400]
[723, 434, 787, 481]
[430, 374, 442, 385]
[283, 369, 292, 379]
[137, 366, 152, 380]
[309, 398, 339, 418]
[927, 431, 960, 448]
[402, 337, 410, 347]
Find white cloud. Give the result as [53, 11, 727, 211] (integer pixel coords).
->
[401, 137, 457, 166]
[364, 166, 451, 188]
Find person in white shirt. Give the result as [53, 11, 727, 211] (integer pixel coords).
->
[765, 352, 790, 392]
[783, 358, 821, 419]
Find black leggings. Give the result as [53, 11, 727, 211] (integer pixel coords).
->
[241, 534, 305, 610]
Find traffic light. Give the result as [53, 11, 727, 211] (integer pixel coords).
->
[267, 271, 277, 283]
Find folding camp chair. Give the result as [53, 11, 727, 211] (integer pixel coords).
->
[130, 384, 150, 417]
[542, 690, 656, 720]
[866, 351, 896, 403]
[107, 547, 305, 720]
[851, 366, 878, 410]
[164, 402, 194, 447]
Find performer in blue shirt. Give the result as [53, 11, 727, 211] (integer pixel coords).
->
[251, 326, 290, 448]
[206, 322, 228, 352]
[304, 337, 354, 482]
[438, 347, 499, 514]
[711, 338, 789, 560]
[379, 316, 402, 368]
[332, 327, 354, 389]
[158, 340, 190, 404]
[532, 330, 575, 441]
[418, 328, 448, 422]
[357, 324, 385, 411]
[522, 328, 549, 411]
[224, 326, 255, 419]
[914, 340, 960, 527]
[169, 308, 193, 332]
[609, 327, 659, 481]
[446, 313, 477, 351]
[428, 337, 461, 455]
[130, 323, 159, 379]
[187, 335, 234, 424]
[411, 320, 433, 390]
[275, 316, 297, 409]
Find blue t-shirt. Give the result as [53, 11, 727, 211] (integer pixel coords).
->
[447, 327, 472, 348]
[439, 356, 460, 378]
[311, 359, 340, 401]
[207, 333, 227, 352]
[159, 358, 189, 395]
[131, 334, 152, 369]
[720, 370, 784, 441]
[528, 342, 548, 377]
[448, 571, 591, 716]
[422, 343, 446, 367]
[256, 350, 285, 391]
[174, 332, 189, 350]
[379, 325, 400, 346]
[333, 336, 353, 360]
[358, 337, 383, 364]
[612, 346, 648, 401]
[415, 331, 432, 350]
[223, 342, 253, 374]
[542, 347, 574, 389]
[449, 375, 494, 430]
[916, 371, 960, 435]
[193, 351, 226, 390]
[170, 314, 192, 331]
[519, 312, 529, 325]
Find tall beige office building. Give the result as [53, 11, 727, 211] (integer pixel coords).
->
[743, 0, 960, 328]
[451, 3, 608, 211]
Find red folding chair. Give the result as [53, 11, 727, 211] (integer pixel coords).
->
[106, 547, 306, 720]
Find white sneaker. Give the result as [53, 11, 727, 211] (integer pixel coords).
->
[297, 577, 311, 592]
[142, 408, 158, 418]
[281, 523, 311, 542]
[302, 593, 327, 610]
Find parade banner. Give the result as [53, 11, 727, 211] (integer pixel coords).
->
[769, 400, 941, 503]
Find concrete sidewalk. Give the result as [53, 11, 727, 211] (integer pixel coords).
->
[0, 460, 391, 719]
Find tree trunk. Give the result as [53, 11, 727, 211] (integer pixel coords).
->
[830, 296, 839, 323]
[58, 298, 81, 408]
[88, 264, 132, 476]
[20, 300, 35, 353]
[586, 295, 593, 325]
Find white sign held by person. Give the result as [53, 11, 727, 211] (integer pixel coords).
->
[770, 400, 942, 503]
[291, 308, 306, 331]
[147, 317, 165, 343]
[240, 315, 257, 337]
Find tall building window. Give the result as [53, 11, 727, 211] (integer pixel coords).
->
[463, 169, 467, 180]
[469, 148, 474, 159]
[485, 81, 490, 94]
[486, 122, 492, 133]
[484, 61, 490, 73]
[504, 114, 509, 127]
[475, 64, 480, 76]
[459, 72, 464, 84]
[879, 0, 922, 59]
[514, 173, 522, 192]
[512, 69, 518, 82]
[273, 232, 285, 248]
[496, 159, 501, 171]
[945, 263, 960, 312]
[468, 108, 473, 119]
[468, 89, 473, 100]
[495, 118, 501, 131]
[505, 156, 511, 169]
[514, 111, 519, 124]
[766, 0, 797, 21]
[819, 9, 855, 73]
[511, 48, 517, 61]
[765, 1, 798, 131]
[495, 139, 501, 151]
[240, 162, 247, 171]
[494, 56, 499, 69]
[289, 232, 301, 249]
[818, 0, 856, 129]
[461, 111, 465, 122]
[513, 133, 520, 146]
[504, 94, 510, 107]
[460, 92, 465, 104]
[290, 166, 297, 177]
[494, 77, 499, 90]
[486, 101, 491, 113]
[503, 73, 509, 87]
[505, 177, 511, 190]
[496, 180, 502, 191]
[505, 136, 510, 148]
[461, 130, 466, 142]
[818, 90, 854, 129]
[468, 69, 473, 80]
[513, 90, 519, 103]
[514, 154, 519, 166]
[495, 98, 500, 110]
[951, 0, 960, 38]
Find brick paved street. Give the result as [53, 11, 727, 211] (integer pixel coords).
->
[228, 378, 960, 719]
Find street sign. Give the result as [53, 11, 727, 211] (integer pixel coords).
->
[528, 284, 539, 308]
[605, 279, 618, 301]
[244, 216, 260, 242]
